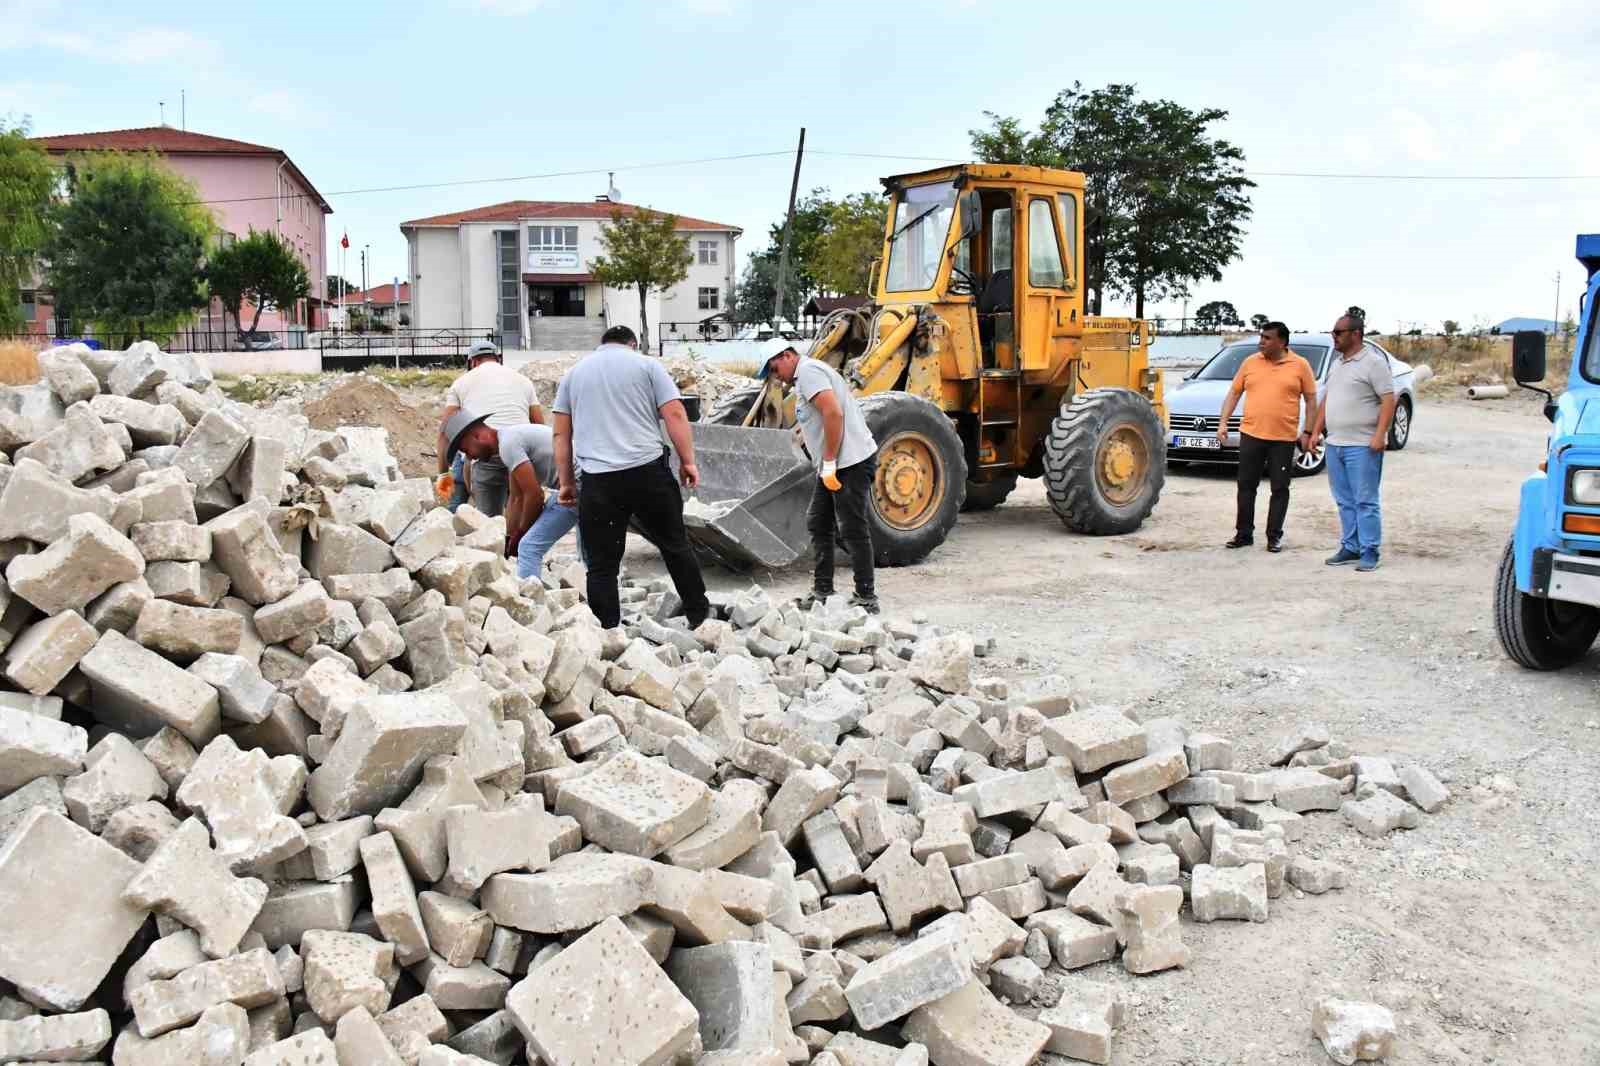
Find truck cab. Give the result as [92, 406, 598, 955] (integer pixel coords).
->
[1495, 233, 1600, 668]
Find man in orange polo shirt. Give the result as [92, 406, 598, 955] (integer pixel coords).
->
[1216, 321, 1318, 552]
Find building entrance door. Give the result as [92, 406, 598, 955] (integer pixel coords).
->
[528, 285, 586, 317]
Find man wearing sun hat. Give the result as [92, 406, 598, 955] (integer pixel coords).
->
[758, 337, 881, 613]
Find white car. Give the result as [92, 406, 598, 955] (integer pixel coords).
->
[1164, 333, 1416, 477]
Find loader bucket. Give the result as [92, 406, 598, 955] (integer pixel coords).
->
[680, 422, 814, 570]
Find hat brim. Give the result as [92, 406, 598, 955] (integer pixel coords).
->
[445, 413, 491, 465]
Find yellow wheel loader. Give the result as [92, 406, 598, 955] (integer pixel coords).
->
[685, 163, 1167, 570]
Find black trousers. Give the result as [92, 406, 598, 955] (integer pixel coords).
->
[577, 454, 709, 629]
[808, 457, 876, 598]
[1236, 432, 1295, 541]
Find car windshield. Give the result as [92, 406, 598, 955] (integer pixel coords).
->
[1194, 342, 1332, 380]
[1585, 294, 1600, 381]
[884, 182, 958, 292]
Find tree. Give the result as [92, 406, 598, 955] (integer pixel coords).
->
[205, 229, 310, 341]
[0, 119, 57, 333]
[43, 152, 215, 342]
[1442, 319, 1460, 337]
[1194, 300, 1241, 332]
[1249, 313, 1268, 330]
[971, 82, 1254, 318]
[590, 209, 692, 350]
[811, 192, 888, 297]
[733, 250, 798, 325]
[326, 274, 359, 300]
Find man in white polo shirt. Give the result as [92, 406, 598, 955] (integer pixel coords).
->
[434, 340, 541, 517]
[1307, 313, 1395, 572]
[758, 338, 881, 613]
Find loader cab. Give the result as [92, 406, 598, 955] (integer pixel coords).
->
[973, 193, 1015, 366]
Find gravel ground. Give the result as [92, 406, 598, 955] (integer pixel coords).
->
[603, 387, 1600, 1064]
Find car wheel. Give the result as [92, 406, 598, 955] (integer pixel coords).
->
[1291, 439, 1326, 478]
[1388, 397, 1413, 450]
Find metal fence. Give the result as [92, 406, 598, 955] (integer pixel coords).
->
[318, 328, 501, 371]
[10, 325, 308, 354]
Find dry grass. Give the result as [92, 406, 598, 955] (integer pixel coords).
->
[719, 360, 760, 378]
[0, 342, 41, 385]
[1383, 334, 1575, 394]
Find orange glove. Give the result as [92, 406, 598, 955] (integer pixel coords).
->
[434, 472, 454, 506]
[820, 459, 841, 492]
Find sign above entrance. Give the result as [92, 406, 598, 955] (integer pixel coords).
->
[527, 251, 580, 270]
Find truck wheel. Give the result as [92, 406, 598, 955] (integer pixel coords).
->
[859, 392, 965, 566]
[961, 473, 1018, 512]
[1043, 388, 1165, 534]
[704, 384, 763, 425]
[1494, 539, 1599, 669]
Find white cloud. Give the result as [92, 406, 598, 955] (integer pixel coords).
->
[1388, 108, 1444, 163]
[117, 28, 211, 65]
[247, 89, 329, 130]
[1409, 0, 1584, 32]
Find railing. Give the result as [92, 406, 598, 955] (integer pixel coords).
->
[318, 328, 502, 370]
[9, 325, 308, 354]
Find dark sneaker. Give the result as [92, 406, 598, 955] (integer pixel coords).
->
[1356, 553, 1381, 572]
[794, 591, 828, 611]
[849, 594, 880, 615]
[1225, 535, 1253, 549]
[1266, 538, 1283, 553]
[1325, 548, 1361, 566]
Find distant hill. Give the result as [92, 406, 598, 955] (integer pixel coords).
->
[1493, 317, 1557, 334]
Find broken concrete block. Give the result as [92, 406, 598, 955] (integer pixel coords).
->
[763, 765, 842, 846]
[863, 839, 962, 934]
[37, 345, 100, 405]
[507, 915, 698, 1065]
[228, 435, 288, 504]
[1398, 763, 1450, 813]
[1102, 746, 1188, 806]
[173, 734, 305, 872]
[1341, 788, 1422, 838]
[190, 651, 276, 724]
[307, 522, 395, 581]
[128, 947, 284, 1038]
[1117, 883, 1189, 974]
[301, 929, 396, 1023]
[0, 458, 114, 543]
[901, 979, 1049, 1066]
[554, 749, 711, 858]
[0, 705, 87, 795]
[62, 732, 167, 832]
[111, 1001, 250, 1066]
[1312, 997, 1396, 1064]
[85, 575, 153, 633]
[79, 629, 222, 744]
[907, 632, 973, 694]
[307, 691, 468, 820]
[444, 800, 561, 894]
[667, 940, 774, 1051]
[254, 581, 334, 645]
[250, 880, 359, 950]
[1270, 721, 1330, 765]
[334, 1006, 406, 1066]
[91, 394, 185, 448]
[132, 519, 212, 562]
[7, 612, 95, 698]
[393, 508, 455, 572]
[0, 809, 147, 1010]
[359, 831, 430, 966]
[418, 891, 492, 967]
[952, 765, 1063, 817]
[6, 511, 143, 615]
[844, 928, 970, 1030]
[175, 408, 250, 487]
[1041, 709, 1147, 774]
[483, 852, 653, 935]
[1036, 979, 1121, 1064]
[1273, 768, 1343, 812]
[123, 817, 269, 957]
[207, 506, 298, 607]
[242, 1028, 338, 1065]
[0, 1006, 111, 1062]
[131, 598, 243, 660]
[1189, 863, 1268, 923]
[1286, 856, 1348, 895]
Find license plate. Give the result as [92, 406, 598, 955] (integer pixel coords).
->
[1174, 434, 1222, 450]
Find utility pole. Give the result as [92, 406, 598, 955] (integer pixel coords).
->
[772, 127, 806, 326]
[1554, 271, 1562, 343]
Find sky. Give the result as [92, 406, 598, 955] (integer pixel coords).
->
[5, 0, 1599, 332]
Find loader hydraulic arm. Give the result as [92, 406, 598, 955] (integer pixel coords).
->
[849, 310, 919, 390]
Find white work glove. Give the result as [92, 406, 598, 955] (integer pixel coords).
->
[821, 459, 841, 492]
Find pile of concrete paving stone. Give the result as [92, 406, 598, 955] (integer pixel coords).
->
[0, 342, 1445, 1066]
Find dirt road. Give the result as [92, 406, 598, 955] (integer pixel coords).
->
[613, 389, 1600, 1063]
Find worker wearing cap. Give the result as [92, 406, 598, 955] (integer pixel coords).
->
[442, 408, 581, 581]
[758, 338, 881, 613]
[434, 341, 542, 517]
[552, 324, 709, 631]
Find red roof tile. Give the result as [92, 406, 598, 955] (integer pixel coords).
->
[30, 126, 332, 212]
[401, 199, 740, 232]
[342, 282, 410, 304]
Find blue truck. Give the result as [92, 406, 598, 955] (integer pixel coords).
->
[1495, 233, 1600, 668]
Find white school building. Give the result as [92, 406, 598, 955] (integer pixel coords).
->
[400, 197, 740, 351]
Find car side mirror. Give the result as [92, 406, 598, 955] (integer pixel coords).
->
[959, 190, 981, 240]
[1512, 330, 1547, 383]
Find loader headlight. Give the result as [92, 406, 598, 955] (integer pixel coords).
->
[1568, 468, 1600, 505]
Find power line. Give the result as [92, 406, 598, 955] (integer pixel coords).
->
[173, 146, 1600, 209]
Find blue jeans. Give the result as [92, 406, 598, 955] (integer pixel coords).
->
[447, 452, 468, 513]
[516, 499, 582, 579]
[1326, 444, 1384, 556]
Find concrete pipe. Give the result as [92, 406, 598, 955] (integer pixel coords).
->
[1467, 383, 1509, 400]
[1412, 364, 1434, 387]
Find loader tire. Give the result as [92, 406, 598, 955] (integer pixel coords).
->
[859, 392, 965, 567]
[961, 473, 1018, 512]
[704, 384, 763, 425]
[1043, 388, 1165, 535]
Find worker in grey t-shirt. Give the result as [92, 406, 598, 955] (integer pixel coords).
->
[758, 338, 881, 613]
[442, 416, 580, 581]
[551, 325, 709, 630]
[1307, 313, 1396, 571]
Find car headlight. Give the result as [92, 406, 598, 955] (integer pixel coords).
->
[1569, 469, 1600, 505]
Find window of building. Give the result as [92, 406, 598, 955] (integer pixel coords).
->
[528, 225, 579, 252]
[698, 287, 720, 310]
[698, 240, 718, 265]
[20, 290, 35, 323]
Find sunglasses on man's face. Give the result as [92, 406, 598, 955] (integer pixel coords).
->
[1331, 328, 1356, 335]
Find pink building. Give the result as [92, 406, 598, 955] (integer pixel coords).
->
[30, 126, 331, 336]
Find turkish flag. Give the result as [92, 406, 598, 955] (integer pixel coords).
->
[340, 232, 349, 249]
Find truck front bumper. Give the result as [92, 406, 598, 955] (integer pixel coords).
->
[1533, 549, 1600, 608]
